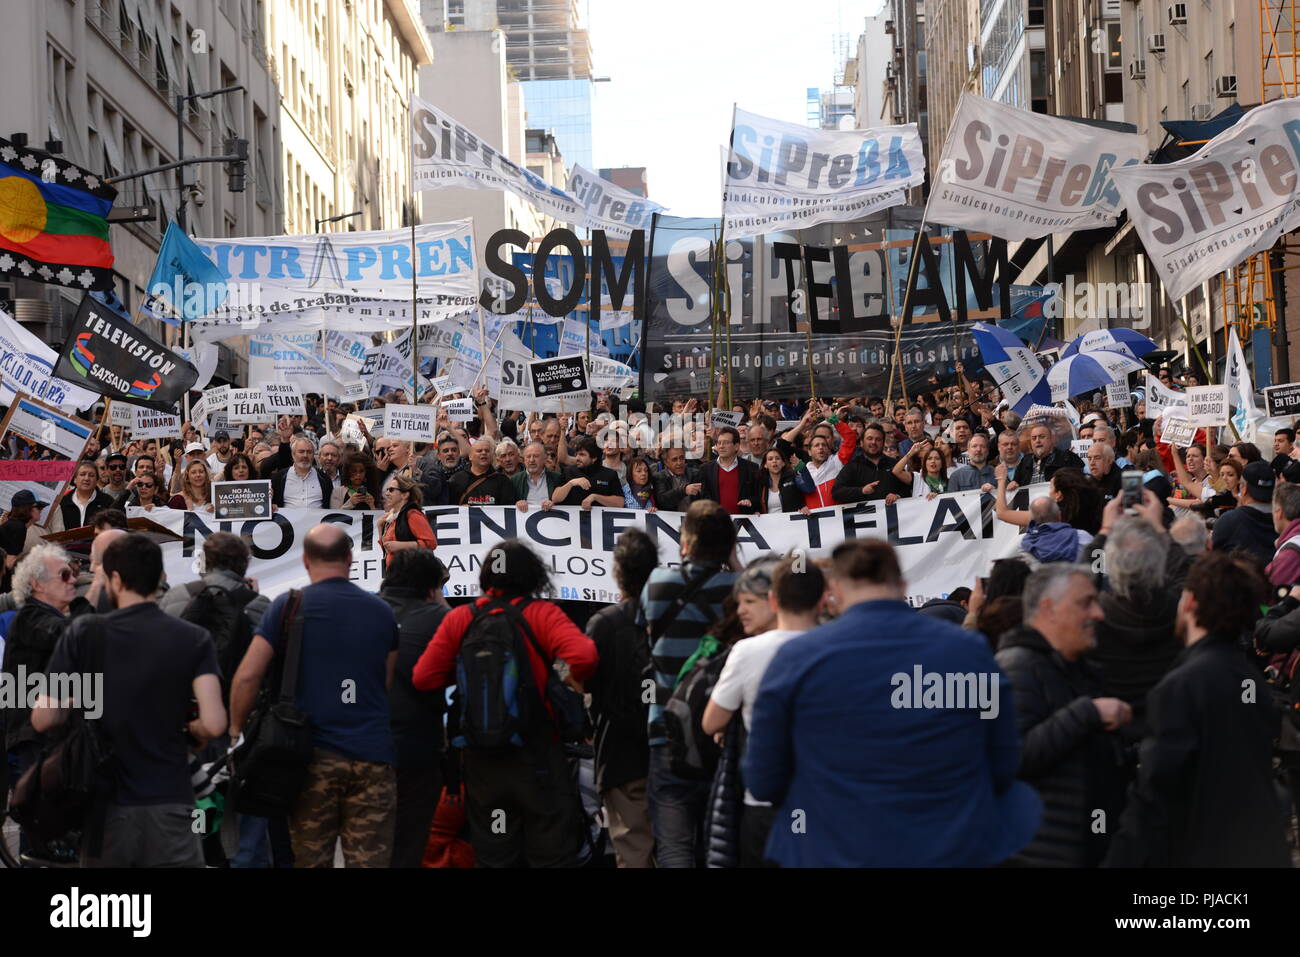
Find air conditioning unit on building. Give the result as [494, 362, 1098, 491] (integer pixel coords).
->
[1129, 59, 1146, 79]
[1168, 2, 1188, 24]
[885, 19, 895, 34]
[1148, 33, 1166, 54]
[1215, 74, 1238, 97]
[1191, 102, 1213, 120]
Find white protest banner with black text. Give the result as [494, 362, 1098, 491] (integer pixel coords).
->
[145, 488, 1040, 606]
[928, 92, 1145, 241]
[723, 108, 923, 239]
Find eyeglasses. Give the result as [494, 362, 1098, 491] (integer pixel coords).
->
[57, 567, 75, 583]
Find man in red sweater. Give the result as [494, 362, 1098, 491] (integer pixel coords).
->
[412, 539, 598, 867]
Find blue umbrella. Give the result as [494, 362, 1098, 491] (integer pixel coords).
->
[1061, 328, 1158, 360]
[971, 322, 1051, 416]
[1048, 349, 1147, 401]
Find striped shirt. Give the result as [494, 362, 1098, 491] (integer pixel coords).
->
[636, 562, 736, 745]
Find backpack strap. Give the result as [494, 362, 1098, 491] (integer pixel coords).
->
[278, 589, 306, 706]
[649, 565, 720, 644]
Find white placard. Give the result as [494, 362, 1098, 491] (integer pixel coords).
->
[1105, 381, 1132, 409]
[263, 382, 305, 416]
[384, 403, 438, 442]
[1187, 385, 1229, 428]
[133, 408, 180, 440]
[109, 402, 134, 427]
[341, 380, 368, 401]
[1070, 439, 1093, 458]
[204, 384, 231, 411]
[442, 397, 476, 422]
[710, 409, 744, 429]
[226, 388, 271, 425]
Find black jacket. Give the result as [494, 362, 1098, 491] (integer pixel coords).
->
[1105, 637, 1291, 867]
[379, 586, 449, 769]
[653, 463, 702, 512]
[1012, 447, 1085, 488]
[831, 450, 901, 503]
[57, 488, 116, 530]
[584, 599, 650, 793]
[1210, 504, 1277, 566]
[758, 472, 804, 513]
[698, 457, 764, 514]
[995, 625, 1125, 867]
[446, 467, 517, 506]
[1255, 596, 1300, 655]
[1, 596, 92, 750]
[1090, 465, 1123, 502]
[270, 465, 333, 508]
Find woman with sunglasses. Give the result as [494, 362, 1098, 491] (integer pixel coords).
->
[378, 473, 437, 567]
[127, 472, 168, 512]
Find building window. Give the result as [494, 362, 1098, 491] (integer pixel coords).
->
[1105, 21, 1122, 72]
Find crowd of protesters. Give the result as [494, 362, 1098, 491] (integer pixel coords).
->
[0, 360, 1298, 868]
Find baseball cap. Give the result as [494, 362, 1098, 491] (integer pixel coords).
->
[213, 430, 230, 441]
[184, 441, 205, 454]
[1244, 460, 1276, 501]
[11, 489, 47, 509]
[1283, 459, 1300, 486]
[105, 452, 127, 465]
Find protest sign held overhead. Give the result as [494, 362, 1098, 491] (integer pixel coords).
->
[133, 407, 180, 440]
[1187, 385, 1230, 427]
[1265, 382, 1300, 418]
[213, 480, 273, 521]
[441, 397, 476, 422]
[1160, 416, 1198, 447]
[55, 295, 198, 413]
[248, 334, 347, 397]
[262, 382, 306, 416]
[722, 108, 924, 239]
[226, 388, 270, 425]
[384, 403, 438, 442]
[1111, 96, 1300, 301]
[529, 355, 588, 406]
[0, 309, 99, 411]
[927, 93, 1144, 240]
[0, 395, 95, 525]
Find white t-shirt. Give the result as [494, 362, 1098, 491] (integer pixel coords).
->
[709, 628, 804, 806]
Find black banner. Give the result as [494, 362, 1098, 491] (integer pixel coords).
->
[640, 210, 997, 403]
[56, 295, 198, 413]
[1265, 382, 1300, 418]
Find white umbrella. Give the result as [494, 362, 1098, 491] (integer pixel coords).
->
[1048, 349, 1147, 402]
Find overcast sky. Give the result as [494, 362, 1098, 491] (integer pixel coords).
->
[588, 0, 886, 217]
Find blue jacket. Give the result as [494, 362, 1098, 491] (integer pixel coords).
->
[744, 599, 1041, 867]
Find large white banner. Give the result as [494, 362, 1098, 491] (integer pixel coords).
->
[566, 164, 666, 238]
[1111, 97, 1300, 301]
[145, 489, 1036, 607]
[927, 92, 1145, 241]
[248, 333, 347, 396]
[188, 221, 480, 335]
[0, 308, 99, 411]
[411, 95, 585, 223]
[722, 108, 924, 239]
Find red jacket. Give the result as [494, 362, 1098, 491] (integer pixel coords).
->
[799, 420, 859, 510]
[1267, 517, 1300, 587]
[411, 592, 598, 718]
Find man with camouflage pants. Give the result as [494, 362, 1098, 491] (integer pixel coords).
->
[230, 524, 400, 867]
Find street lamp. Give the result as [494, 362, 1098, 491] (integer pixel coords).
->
[316, 210, 363, 231]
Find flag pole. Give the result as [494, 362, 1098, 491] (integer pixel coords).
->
[408, 89, 420, 403]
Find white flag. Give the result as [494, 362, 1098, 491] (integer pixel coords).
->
[1225, 327, 1262, 434]
[1111, 96, 1300, 301]
[928, 93, 1145, 241]
[567, 164, 665, 238]
[410, 94, 584, 223]
[722, 108, 923, 239]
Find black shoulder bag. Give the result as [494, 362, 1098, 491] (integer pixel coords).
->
[500, 599, 592, 744]
[231, 589, 314, 817]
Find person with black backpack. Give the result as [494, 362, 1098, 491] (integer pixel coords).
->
[636, 499, 738, 868]
[412, 539, 598, 868]
[584, 528, 658, 868]
[159, 531, 275, 868]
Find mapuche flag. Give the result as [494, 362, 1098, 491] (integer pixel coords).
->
[55, 295, 197, 412]
[0, 136, 116, 291]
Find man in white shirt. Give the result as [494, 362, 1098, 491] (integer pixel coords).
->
[701, 557, 826, 867]
[271, 436, 331, 508]
[512, 440, 561, 511]
[205, 430, 234, 475]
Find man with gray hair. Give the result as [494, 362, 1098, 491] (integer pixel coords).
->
[271, 435, 333, 508]
[1169, 516, 1207, 557]
[1, 543, 90, 859]
[1090, 423, 1131, 469]
[1082, 493, 1189, 743]
[1085, 441, 1121, 501]
[995, 563, 1131, 866]
[446, 435, 516, 506]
